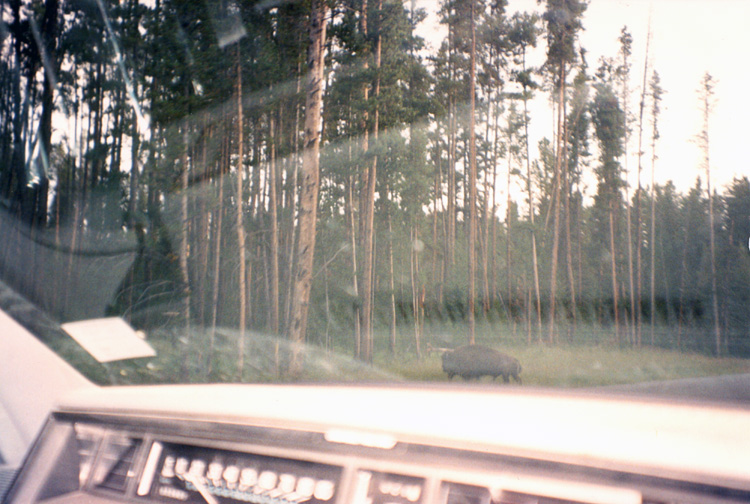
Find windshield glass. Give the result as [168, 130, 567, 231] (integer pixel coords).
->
[1, 0, 749, 387]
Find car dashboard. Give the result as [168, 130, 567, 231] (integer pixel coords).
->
[3, 384, 750, 504]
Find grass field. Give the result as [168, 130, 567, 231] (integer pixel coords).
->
[381, 343, 750, 387]
[133, 323, 750, 386]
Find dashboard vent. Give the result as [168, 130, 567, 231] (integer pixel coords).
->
[93, 436, 142, 494]
[0, 466, 17, 501]
[443, 477, 640, 504]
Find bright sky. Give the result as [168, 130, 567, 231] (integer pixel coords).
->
[416, 0, 750, 196]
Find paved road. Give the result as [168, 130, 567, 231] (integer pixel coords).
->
[603, 373, 750, 405]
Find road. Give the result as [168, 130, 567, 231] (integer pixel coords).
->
[603, 374, 750, 405]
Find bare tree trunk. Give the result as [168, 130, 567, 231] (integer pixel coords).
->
[410, 225, 422, 358]
[346, 172, 361, 356]
[128, 109, 140, 225]
[548, 66, 566, 344]
[482, 133, 491, 314]
[357, 0, 370, 360]
[208, 133, 227, 375]
[283, 68, 302, 334]
[506, 133, 513, 323]
[521, 50, 542, 342]
[649, 158, 656, 343]
[563, 98, 576, 336]
[467, 0, 477, 344]
[620, 42, 636, 347]
[610, 202, 620, 343]
[649, 71, 662, 345]
[359, 0, 381, 363]
[677, 193, 693, 348]
[288, 0, 328, 377]
[179, 123, 191, 318]
[625, 168, 635, 345]
[269, 112, 280, 334]
[235, 46, 247, 379]
[194, 131, 209, 334]
[446, 19, 456, 267]
[490, 99, 501, 307]
[699, 73, 720, 355]
[388, 192, 397, 355]
[431, 155, 441, 290]
[635, 31, 650, 347]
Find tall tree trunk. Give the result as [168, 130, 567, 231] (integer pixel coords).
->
[446, 19, 456, 267]
[635, 31, 650, 347]
[649, 158, 656, 343]
[563, 99, 576, 335]
[610, 201, 620, 343]
[38, 0, 58, 224]
[91, 59, 104, 188]
[179, 123, 192, 377]
[356, 0, 369, 360]
[649, 70, 662, 344]
[467, 0, 477, 344]
[431, 153, 441, 291]
[620, 32, 636, 346]
[490, 100, 500, 307]
[388, 189, 397, 355]
[677, 191, 694, 348]
[410, 225, 422, 357]
[235, 46, 247, 379]
[548, 65, 566, 344]
[521, 50, 543, 342]
[625, 164, 635, 344]
[283, 67, 303, 335]
[346, 171, 361, 356]
[506, 131, 513, 322]
[481, 112, 491, 315]
[359, 0, 381, 363]
[288, 0, 327, 377]
[700, 73, 720, 355]
[269, 112, 280, 334]
[208, 133, 227, 376]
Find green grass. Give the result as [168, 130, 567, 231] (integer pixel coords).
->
[378, 343, 750, 388]
[109, 321, 750, 386]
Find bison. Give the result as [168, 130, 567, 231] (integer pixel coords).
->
[441, 345, 522, 383]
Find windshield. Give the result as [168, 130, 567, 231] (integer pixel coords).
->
[1, 0, 749, 387]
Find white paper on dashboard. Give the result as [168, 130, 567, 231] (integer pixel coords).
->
[62, 317, 156, 363]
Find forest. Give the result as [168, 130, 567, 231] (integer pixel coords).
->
[2, 0, 750, 380]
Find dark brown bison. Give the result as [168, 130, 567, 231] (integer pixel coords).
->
[441, 345, 522, 383]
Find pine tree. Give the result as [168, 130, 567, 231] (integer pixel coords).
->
[648, 70, 663, 343]
[697, 72, 720, 355]
[540, 0, 587, 342]
[591, 63, 626, 340]
[288, 0, 328, 377]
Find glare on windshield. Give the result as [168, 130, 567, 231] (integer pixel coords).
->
[1, 0, 749, 385]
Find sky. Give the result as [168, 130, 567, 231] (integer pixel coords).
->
[415, 0, 750, 196]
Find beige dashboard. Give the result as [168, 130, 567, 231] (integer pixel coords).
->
[4, 384, 750, 504]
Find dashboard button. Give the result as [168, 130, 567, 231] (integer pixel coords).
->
[296, 477, 315, 498]
[314, 480, 335, 501]
[175, 458, 190, 477]
[224, 465, 240, 486]
[240, 468, 258, 489]
[188, 460, 206, 479]
[258, 471, 278, 491]
[208, 462, 224, 485]
[278, 474, 296, 494]
[161, 456, 176, 478]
